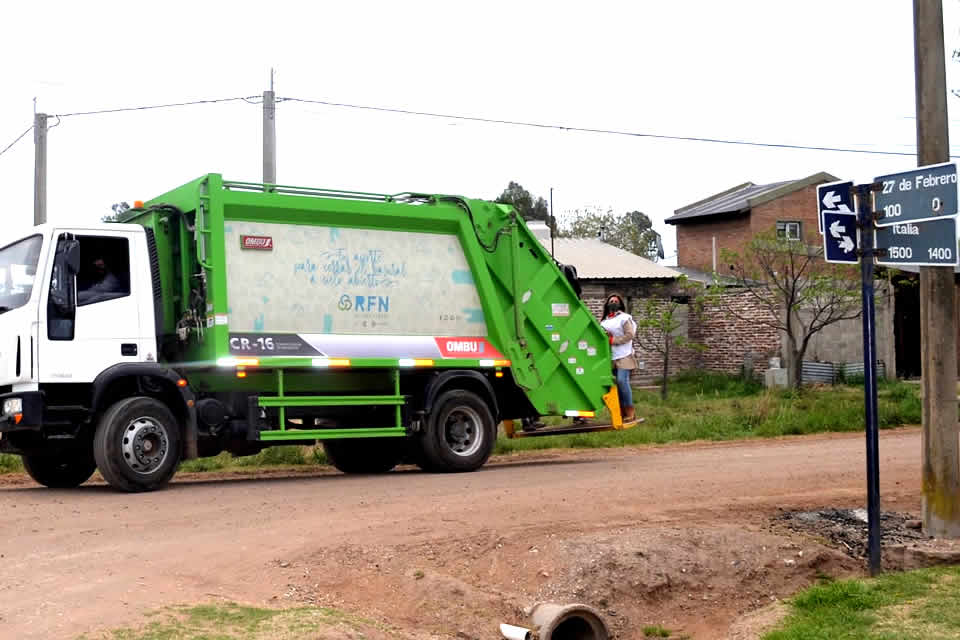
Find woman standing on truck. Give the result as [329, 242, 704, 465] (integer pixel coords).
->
[600, 293, 636, 422]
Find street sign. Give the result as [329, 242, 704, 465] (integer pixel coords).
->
[822, 211, 859, 263]
[874, 162, 958, 227]
[817, 180, 854, 233]
[874, 217, 958, 266]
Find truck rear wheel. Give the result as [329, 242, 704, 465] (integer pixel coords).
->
[421, 389, 495, 473]
[323, 438, 401, 474]
[93, 397, 181, 492]
[22, 448, 96, 488]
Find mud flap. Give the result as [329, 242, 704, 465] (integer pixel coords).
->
[602, 385, 622, 429]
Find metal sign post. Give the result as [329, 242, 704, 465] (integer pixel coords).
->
[818, 160, 957, 576]
[856, 184, 882, 576]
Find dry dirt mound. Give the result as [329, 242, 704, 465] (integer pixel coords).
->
[279, 523, 857, 639]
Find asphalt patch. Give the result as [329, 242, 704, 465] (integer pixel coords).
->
[775, 508, 926, 559]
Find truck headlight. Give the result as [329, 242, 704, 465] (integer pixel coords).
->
[3, 398, 22, 415]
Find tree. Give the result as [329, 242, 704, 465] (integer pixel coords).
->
[718, 231, 862, 389]
[634, 276, 706, 400]
[495, 182, 550, 223]
[102, 202, 130, 223]
[564, 207, 662, 259]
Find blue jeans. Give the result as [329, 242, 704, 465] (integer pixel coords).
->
[615, 368, 633, 409]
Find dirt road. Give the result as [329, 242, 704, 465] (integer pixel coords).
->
[0, 429, 924, 639]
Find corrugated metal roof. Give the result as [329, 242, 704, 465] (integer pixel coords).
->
[666, 180, 793, 223]
[666, 172, 839, 224]
[550, 238, 680, 280]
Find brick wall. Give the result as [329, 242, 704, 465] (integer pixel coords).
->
[581, 282, 781, 385]
[692, 291, 781, 377]
[750, 183, 822, 244]
[675, 214, 752, 273]
[630, 298, 701, 385]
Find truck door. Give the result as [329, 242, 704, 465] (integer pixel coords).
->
[39, 232, 145, 383]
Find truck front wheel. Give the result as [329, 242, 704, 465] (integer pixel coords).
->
[421, 389, 495, 473]
[93, 397, 182, 492]
[22, 448, 96, 488]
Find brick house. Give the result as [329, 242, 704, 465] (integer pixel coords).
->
[665, 173, 898, 380]
[665, 172, 837, 273]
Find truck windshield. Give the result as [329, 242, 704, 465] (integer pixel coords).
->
[0, 235, 43, 314]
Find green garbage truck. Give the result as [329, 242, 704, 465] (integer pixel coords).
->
[0, 174, 629, 491]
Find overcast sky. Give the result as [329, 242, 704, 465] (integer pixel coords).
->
[1, 0, 958, 264]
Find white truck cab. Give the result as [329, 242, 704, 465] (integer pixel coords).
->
[0, 224, 193, 490]
[0, 224, 157, 391]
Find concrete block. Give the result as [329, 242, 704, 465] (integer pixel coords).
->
[765, 368, 788, 389]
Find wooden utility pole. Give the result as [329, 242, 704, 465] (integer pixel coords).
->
[914, 0, 960, 537]
[33, 112, 47, 226]
[263, 69, 277, 187]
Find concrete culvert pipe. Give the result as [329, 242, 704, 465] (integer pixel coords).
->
[529, 603, 610, 640]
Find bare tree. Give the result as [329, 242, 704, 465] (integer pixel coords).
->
[634, 276, 706, 400]
[718, 231, 861, 389]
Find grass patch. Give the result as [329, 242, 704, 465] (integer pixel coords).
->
[0, 453, 23, 473]
[764, 567, 960, 640]
[79, 602, 389, 640]
[178, 445, 327, 474]
[643, 623, 673, 637]
[0, 373, 924, 476]
[496, 373, 921, 455]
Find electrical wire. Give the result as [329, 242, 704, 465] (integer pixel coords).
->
[0, 125, 33, 159]
[281, 96, 959, 159]
[53, 96, 259, 118]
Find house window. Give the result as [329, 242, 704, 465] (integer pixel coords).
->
[777, 221, 801, 241]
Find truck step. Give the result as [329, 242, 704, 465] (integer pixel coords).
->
[503, 418, 643, 439]
[258, 426, 407, 441]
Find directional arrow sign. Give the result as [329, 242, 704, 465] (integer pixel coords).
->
[822, 211, 859, 263]
[874, 217, 958, 266]
[817, 180, 854, 233]
[874, 162, 958, 227]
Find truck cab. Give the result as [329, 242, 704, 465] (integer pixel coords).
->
[0, 225, 186, 489]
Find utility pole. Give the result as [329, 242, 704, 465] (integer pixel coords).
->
[263, 68, 276, 188]
[549, 187, 555, 257]
[33, 112, 48, 226]
[914, 0, 960, 538]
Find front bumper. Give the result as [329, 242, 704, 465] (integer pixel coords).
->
[0, 391, 44, 432]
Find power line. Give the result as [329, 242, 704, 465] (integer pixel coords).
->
[0, 125, 33, 159]
[281, 96, 959, 159]
[53, 95, 259, 118]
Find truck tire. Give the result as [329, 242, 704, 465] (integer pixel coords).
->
[93, 397, 181, 492]
[323, 438, 401, 474]
[421, 389, 495, 473]
[22, 449, 96, 488]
